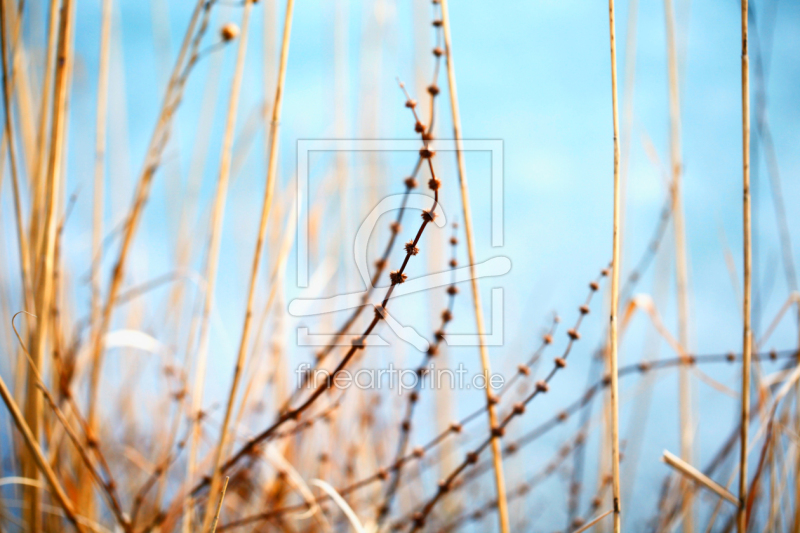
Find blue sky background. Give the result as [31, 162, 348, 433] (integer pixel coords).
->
[2, 0, 800, 529]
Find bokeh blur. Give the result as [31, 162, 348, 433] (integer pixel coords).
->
[2, 0, 799, 531]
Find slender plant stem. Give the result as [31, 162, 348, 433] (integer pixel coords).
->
[404, 270, 606, 533]
[738, 0, 751, 530]
[202, 0, 295, 527]
[209, 477, 229, 533]
[663, 0, 693, 529]
[196, 81, 438, 504]
[82, 0, 112, 516]
[30, 0, 59, 266]
[376, 225, 459, 524]
[0, 372, 86, 532]
[86, 0, 207, 432]
[197, 2, 255, 531]
[574, 509, 614, 533]
[215, 348, 794, 531]
[22, 0, 73, 527]
[607, 0, 623, 530]
[91, 0, 112, 405]
[662, 450, 739, 506]
[15, 339, 129, 530]
[2, 2, 32, 430]
[1, 4, 35, 493]
[438, 1, 509, 532]
[0, 0, 33, 312]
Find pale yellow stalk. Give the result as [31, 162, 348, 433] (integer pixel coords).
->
[574, 510, 614, 533]
[201, 0, 295, 529]
[664, 0, 693, 528]
[209, 477, 229, 533]
[189, 3, 256, 532]
[78, 0, 113, 517]
[21, 0, 74, 527]
[86, 0, 207, 431]
[662, 450, 739, 506]
[438, 1, 508, 531]
[91, 0, 112, 396]
[607, 0, 623, 531]
[0, 0, 33, 312]
[29, 0, 59, 268]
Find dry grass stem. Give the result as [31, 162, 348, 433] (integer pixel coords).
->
[209, 477, 229, 533]
[0, 2, 795, 532]
[607, 0, 623, 530]
[439, 1, 509, 531]
[738, 0, 752, 530]
[573, 509, 614, 533]
[198, 0, 296, 518]
[662, 450, 739, 506]
[194, 2, 256, 530]
[663, 0, 694, 527]
[0, 373, 86, 532]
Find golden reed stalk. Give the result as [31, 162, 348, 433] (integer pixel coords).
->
[198, 1, 256, 530]
[738, 0, 751, 530]
[438, 1, 509, 531]
[607, 0, 623, 530]
[663, 0, 694, 528]
[202, 0, 295, 529]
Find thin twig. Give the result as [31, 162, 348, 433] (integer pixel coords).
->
[404, 270, 607, 532]
[573, 509, 614, 533]
[376, 222, 459, 524]
[86, 0, 208, 431]
[209, 477, 229, 533]
[216, 348, 795, 530]
[200, 0, 296, 520]
[194, 3, 256, 531]
[195, 46, 442, 504]
[0, 373, 86, 532]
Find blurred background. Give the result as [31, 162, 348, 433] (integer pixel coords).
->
[2, 0, 800, 531]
